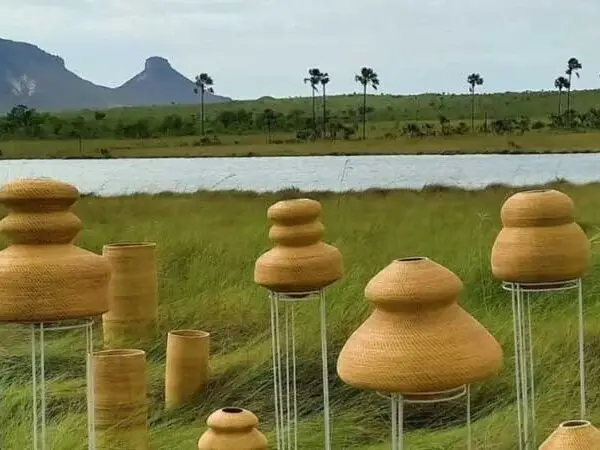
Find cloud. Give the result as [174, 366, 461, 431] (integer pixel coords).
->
[1, 0, 599, 98]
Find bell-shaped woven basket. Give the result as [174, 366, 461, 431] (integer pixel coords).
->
[539, 420, 600, 449]
[197, 407, 268, 450]
[254, 198, 344, 294]
[337, 257, 503, 394]
[491, 189, 590, 283]
[0, 178, 111, 322]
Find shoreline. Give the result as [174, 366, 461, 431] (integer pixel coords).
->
[1, 147, 600, 160]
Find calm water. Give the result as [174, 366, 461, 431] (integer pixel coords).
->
[1, 154, 599, 196]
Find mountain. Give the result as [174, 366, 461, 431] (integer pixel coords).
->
[0, 38, 232, 113]
[114, 56, 229, 107]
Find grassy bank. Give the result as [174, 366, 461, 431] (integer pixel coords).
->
[3, 130, 600, 159]
[1, 182, 600, 449]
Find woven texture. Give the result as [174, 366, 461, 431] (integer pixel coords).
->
[165, 329, 210, 409]
[491, 189, 590, 283]
[254, 198, 344, 293]
[539, 420, 600, 449]
[102, 242, 158, 349]
[337, 257, 503, 393]
[93, 349, 149, 450]
[198, 407, 268, 450]
[0, 178, 110, 322]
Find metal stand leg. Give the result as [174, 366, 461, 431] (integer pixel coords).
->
[31, 323, 47, 450]
[269, 290, 329, 450]
[86, 320, 96, 450]
[390, 394, 403, 450]
[577, 279, 586, 419]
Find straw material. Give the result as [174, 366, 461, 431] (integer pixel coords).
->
[198, 407, 268, 450]
[337, 257, 503, 394]
[165, 329, 210, 409]
[93, 349, 148, 450]
[491, 189, 590, 283]
[102, 242, 158, 349]
[539, 420, 600, 449]
[254, 198, 344, 293]
[0, 178, 111, 322]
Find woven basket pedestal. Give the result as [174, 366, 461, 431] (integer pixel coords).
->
[337, 257, 503, 449]
[254, 198, 344, 450]
[491, 189, 590, 448]
[0, 177, 111, 449]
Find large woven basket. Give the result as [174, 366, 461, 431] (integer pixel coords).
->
[337, 257, 503, 394]
[539, 420, 600, 449]
[197, 407, 268, 450]
[93, 349, 149, 450]
[0, 178, 111, 322]
[102, 242, 158, 348]
[491, 189, 590, 283]
[254, 198, 344, 293]
[165, 329, 210, 409]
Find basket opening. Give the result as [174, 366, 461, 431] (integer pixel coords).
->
[94, 349, 145, 358]
[222, 407, 243, 414]
[105, 242, 156, 248]
[170, 330, 210, 338]
[561, 420, 590, 428]
[523, 189, 550, 193]
[396, 256, 427, 262]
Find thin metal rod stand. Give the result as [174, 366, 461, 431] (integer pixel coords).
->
[504, 279, 586, 450]
[380, 385, 471, 450]
[29, 319, 96, 450]
[269, 290, 330, 450]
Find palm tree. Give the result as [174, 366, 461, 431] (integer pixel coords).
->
[304, 68, 322, 138]
[320, 72, 330, 138]
[565, 57, 582, 127]
[467, 73, 484, 132]
[554, 76, 570, 116]
[193, 73, 214, 136]
[355, 67, 380, 139]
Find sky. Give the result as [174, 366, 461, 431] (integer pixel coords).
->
[1, 0, 599, 100]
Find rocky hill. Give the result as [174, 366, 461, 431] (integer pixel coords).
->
[0, 38, 231, 113]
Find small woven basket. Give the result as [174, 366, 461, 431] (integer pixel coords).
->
[254, 198, 343, 293]
[165, 329, 210, 409]
[93, 349, 149, 450]
[539, 420, 600, 449]
[102, 242, 158, 348]
[337, 257, 504, 394]
[197, 407, 268, 450]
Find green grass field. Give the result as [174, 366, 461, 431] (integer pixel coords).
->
[4, 129, 600, 159]
[1, 183, 600, 449]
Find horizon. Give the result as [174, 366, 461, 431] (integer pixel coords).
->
[1, 0, 599, 100]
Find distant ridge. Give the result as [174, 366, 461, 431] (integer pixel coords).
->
[0, 38, 232, 113]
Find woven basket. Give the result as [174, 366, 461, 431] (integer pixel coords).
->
[491, 189, 590, 283]
[165, 329, 210, 409]
[337, 257, 504, 394]
[197, 407, 268, 450]
[254, 198, 344, 293]
[0, 178, 111, 322]
[93, 349, 148, 450]
[539, 420, 600, 449]
[102, 242, 158, 348]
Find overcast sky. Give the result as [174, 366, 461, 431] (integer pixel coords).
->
[1, 0, 599, 100]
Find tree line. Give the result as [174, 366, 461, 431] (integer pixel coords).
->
[0, 57, 594, 143]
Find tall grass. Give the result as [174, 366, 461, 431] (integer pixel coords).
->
[0, 182, 599, 448]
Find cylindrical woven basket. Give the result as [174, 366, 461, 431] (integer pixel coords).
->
[539, 420, 600, 449]
[491, 189, 590, 283]
[165, 329, 210, 409]
[0, 178, 111, 322]
[254, 198, 344, 293]
[102, 242, 158, 348]
[93, 349, 148, 450]
[197, 407, 268, 450]
[337, 257, 504, 394]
